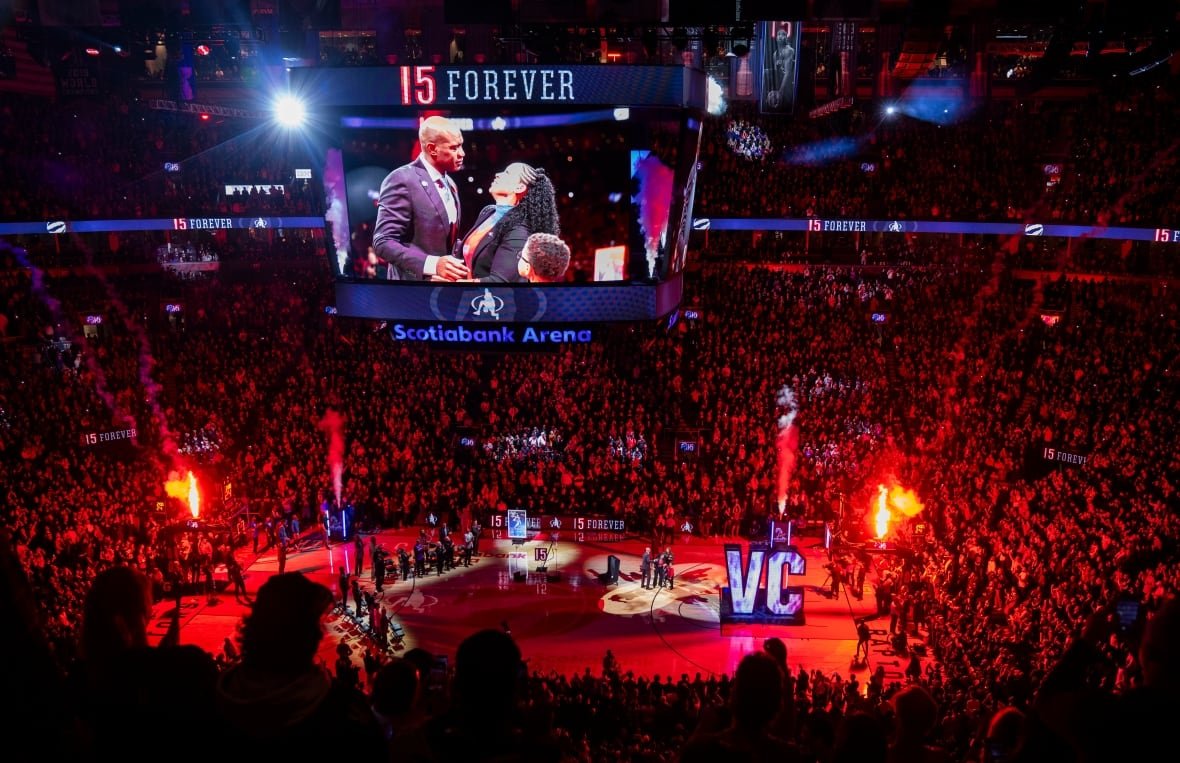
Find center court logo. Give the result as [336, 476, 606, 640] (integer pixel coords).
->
[471, 288, 504, 319]
[594, 559, 723, 622]
[384, 591, 438, 614]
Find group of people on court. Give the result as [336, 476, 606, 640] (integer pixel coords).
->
[368, 116, 572, 284]
[639, 546, 675, 590]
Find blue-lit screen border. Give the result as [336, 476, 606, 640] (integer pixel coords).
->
[2, 216, 1175, 245]
[336, 275, 683, 323]
[696, 217, 1180, 243]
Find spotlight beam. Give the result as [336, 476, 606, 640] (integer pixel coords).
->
[274, 95, 306, 129]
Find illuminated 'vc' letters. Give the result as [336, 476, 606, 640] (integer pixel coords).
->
[721, 544, 807, 625]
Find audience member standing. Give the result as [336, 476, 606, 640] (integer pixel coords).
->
[413, 629, 561, 762]
[215, 573, 385, 758]
[885, 684, 950, 763]
[337, 565, 350, 611]
[69, 567, 220, 763]
[680, 651, 801, 762]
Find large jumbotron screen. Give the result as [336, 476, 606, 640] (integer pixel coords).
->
[290, 65, 706, 324]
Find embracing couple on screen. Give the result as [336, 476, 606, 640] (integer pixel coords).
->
[370, 116, 570, 284]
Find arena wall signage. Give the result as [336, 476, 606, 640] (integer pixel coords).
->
[699, 217, 1180, 243]
[390, 323, 594, 345]
[1042, 446, 1088, 466]
[5, 216, 1176, 246]
[80, 427, 137, 446]
[484, 513, 626, 543]
[0, 217, 324, 235]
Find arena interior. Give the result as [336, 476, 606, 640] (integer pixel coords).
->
[2, 2, 1178, 762]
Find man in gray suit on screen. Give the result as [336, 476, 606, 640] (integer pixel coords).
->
[372, 115, 470, 281]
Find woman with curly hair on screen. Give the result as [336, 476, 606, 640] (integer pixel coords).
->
[458, 162, 560, 283]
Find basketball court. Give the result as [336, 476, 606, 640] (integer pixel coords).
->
[151, 528, 926, 684]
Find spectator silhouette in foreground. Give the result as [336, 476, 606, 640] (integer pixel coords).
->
[1123, 596, 1180, 749]
[371, 657, 430, 753]
[69, 565, 220, 763]
[762, 636, 798, 741]
[1, 530, 78, 762]
[834, 710, 888, 763]
[886, 684, 950, 763]
[215, 572, 384, 759]
[414, 628, 560, 762]
[979, 706, 1026, 763]
[1021, 595, 1180, 761]
[680, 650, 801, 762]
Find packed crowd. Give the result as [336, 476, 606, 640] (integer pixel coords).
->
[3, 76, 1180, 760]
[0, 95, 320, 223]
[696, 83, 1180, 226]
[480, 427, 566, 462]
[4, 233, 1178, 759]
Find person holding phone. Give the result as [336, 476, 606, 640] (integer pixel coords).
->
[1115, 595, 1143, 635]
[417, 629, 562, 761]
[1024, 595, 1179, 759]
[978, 707, 1025, 762]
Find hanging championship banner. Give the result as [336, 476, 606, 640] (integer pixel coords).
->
[760, 21, 801, 115]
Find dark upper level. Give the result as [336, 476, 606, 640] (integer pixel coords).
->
[2, 1, 1175, 104]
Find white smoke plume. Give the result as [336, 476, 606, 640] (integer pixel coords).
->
[776, 385, 798, 430]
[322, 148, 352, 276]
[775, 385, 800, 515]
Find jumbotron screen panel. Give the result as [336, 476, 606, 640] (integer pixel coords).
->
[292, 65, 706, 325]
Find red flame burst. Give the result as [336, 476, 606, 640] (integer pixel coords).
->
[165, 471, 200, 519]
